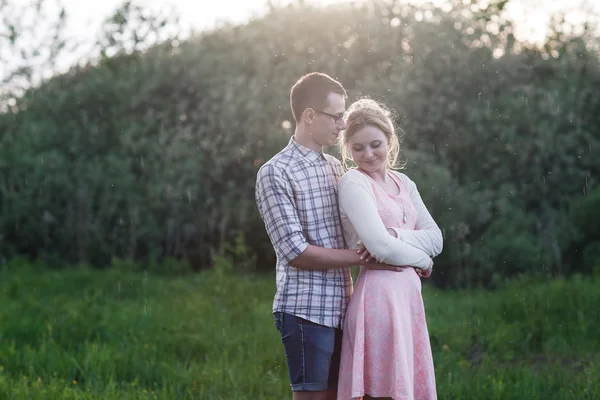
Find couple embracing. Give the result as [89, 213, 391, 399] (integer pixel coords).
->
[255, 72, 443, 400]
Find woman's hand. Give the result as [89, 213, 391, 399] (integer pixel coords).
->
[416, 258, 434, 278]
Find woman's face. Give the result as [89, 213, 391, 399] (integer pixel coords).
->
[347, 125, 389, 173]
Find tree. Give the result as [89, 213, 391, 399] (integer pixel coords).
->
[0, 0, 68, 101]
[95, 0, 180, 59]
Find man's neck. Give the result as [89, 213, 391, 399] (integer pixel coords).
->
[293, 128, 322, 153]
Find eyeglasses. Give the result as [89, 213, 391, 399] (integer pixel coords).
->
[314, 109, 345, 124]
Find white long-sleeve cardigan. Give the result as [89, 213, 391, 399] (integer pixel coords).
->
[338, 169, 443, 270]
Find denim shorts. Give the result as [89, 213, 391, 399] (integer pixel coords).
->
[273, 312, 342, 392]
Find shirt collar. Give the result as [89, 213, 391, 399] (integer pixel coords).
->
[288, 136, 327, 163]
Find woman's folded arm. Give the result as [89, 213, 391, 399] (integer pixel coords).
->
[339, 172, 431, 270]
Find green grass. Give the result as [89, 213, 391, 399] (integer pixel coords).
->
[0, 261, 599, 399]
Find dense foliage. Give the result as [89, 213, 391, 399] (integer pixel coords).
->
[1, 0, 599, 287]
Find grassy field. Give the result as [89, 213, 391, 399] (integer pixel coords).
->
[1, 260, 599, 399]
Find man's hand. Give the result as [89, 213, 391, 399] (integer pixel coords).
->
[359, 229, 434, 277]
[357, 243, 375, 263]
[356, 241, 407, 272]
[362, 258, 407, 272]
[357, 227, 399, 263]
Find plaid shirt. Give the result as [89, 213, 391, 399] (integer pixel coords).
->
[255, 137, 353, 329]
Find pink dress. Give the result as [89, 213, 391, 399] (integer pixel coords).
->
[337, 171, 437, 400]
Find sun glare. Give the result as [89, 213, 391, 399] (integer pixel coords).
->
[51, 0, 600, 68]
[194, 0, 598, 45]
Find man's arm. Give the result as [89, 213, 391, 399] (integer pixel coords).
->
[290, 246, 360, 269]
[257, 164, 402, 271]
[290, 245, 406, 271]
[256, 165, 405, 271]
[256, 164, 310, 264]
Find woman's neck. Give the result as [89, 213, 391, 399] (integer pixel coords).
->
[361, 167, 387, 183]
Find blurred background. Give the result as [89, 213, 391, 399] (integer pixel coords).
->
[1, 0, 599, 398]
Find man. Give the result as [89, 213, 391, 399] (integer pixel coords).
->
[255, 72, 404, 400]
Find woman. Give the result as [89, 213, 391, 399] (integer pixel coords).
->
[336, 99, 443, 400]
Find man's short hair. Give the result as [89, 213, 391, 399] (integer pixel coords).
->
[290, 72, 347, 123]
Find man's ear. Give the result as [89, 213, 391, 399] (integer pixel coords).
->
[302, 108, 315, 125]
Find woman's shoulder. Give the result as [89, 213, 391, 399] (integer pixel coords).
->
[339, 169, 373, 194]
[390, 170, 417, 190]
[340, 168, 368, 184]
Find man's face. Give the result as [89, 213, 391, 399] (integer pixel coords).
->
[309, 92, 347, 148]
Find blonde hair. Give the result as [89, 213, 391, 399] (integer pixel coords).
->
[339, 98, 403, 170]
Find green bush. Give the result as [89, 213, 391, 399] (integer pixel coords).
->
[470, 203, 551, 286]
[560, 187, 600, 275]
[1, 0, 599, 287]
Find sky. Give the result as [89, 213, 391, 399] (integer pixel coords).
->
[55, 0, 597, 38]
[39, 0, 280, 73]
[55, 0, 597, 49]
[5, 0, 599, 85]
